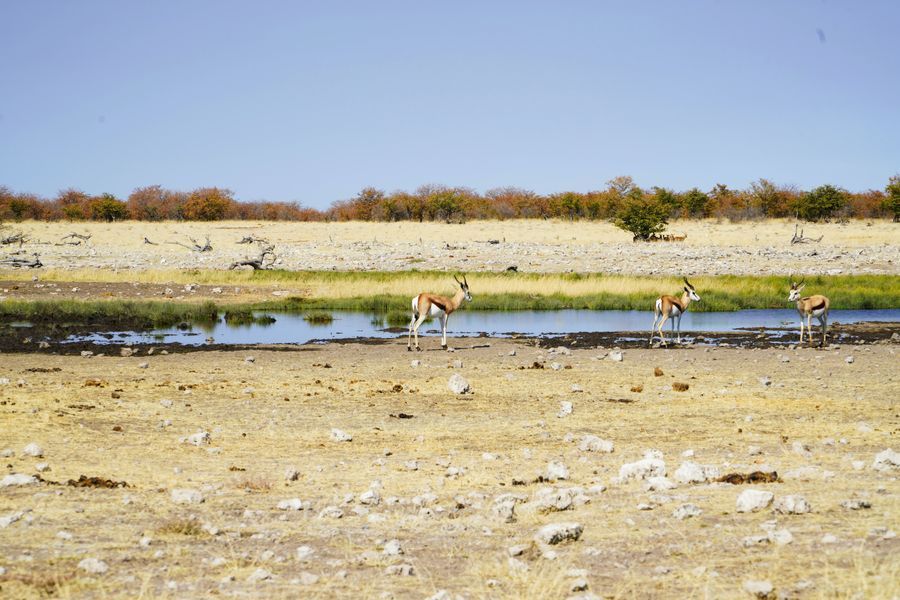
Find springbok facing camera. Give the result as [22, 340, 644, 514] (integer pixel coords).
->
[408, 275, 472, 351]
[650, 277, 701, 347]
[789, 279, 830, 346]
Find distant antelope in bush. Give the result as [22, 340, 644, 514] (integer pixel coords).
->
[789, 279, 830, 346]
[408, 275, 472, 351]
[649, 277, 701, 346]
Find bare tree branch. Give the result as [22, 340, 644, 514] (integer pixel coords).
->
[229, 245, 276, 270]
[790, 224, 823, 244]
[167, 235, 212, 252]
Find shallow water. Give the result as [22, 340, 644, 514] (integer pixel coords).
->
[65, 309, 900, 346]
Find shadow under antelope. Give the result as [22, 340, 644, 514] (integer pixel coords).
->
[789, 278, 830, 346]
[407, 275, 472, 351]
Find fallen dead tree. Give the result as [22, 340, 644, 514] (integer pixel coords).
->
[56, 232, 92, 246]
[0, 229, 27, 246]
[790, 224, 823, 244]
[168, 235, 212, 252]
[0, 252, 43, 268]
[229, 245, 276, 270]
[237, 235, 269, 245]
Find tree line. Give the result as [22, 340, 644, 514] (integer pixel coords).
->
[1, 176, 898, 224]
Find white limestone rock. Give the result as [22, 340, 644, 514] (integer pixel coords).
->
[736, 490, 774, 513]
[773, 495, 812, 515]
[534, 522, 583, 545]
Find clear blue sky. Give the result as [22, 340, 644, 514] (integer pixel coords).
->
[1, 1, 898, 208]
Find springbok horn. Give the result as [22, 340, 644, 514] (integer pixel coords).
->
[454, 274, 462, 285]
[463, 274, 468, 286]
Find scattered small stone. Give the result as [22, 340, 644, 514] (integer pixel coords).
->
[447, 373, 471, 394]
[384, 564, 415, 576]
[571, 578, 589, 592]
[318, 506, 344, 519]
[330, 428, 352, 442]
[295, 545, 314, 561]
[845, 355, 854, 364]
[297, 572, 319, 585]
[768, 529, 793, 545]
[743, 579, 774, 598]
[22, 443, 44, 457]
[170, 488, 204, 505]
[618, 451, 666, 481]
[138, 362, 149, 369]
[579, 435, 614, 453]
[276, 498, 307, 511]
[383, 539, 404, 556]
[672, 382, 689, 392]
[758, 376, 771, 387]
[821, 533, 838, 544]
[0, 474, 38, 487]
[534, 522, 583, 545]
[183, 431, 210, 446]
[544, 461, 569, 482]
[410, 359, 421, 367]
[608, 350, 624, 362]
[645, 476, 677, 491]
[285, 467, 300, 481]
[674, 461, 719, 484]
[35, 463, 50, 473]
[672, 503, 702, 520]
[557, 401, 573, 418]
[78, 558, 109, 575]
[773, 495, 812, 515]
[841, 499, 871, 510]
[872, 448, 900, 472]
[246, 568, 272, 583]
[736, 490, 774, 513]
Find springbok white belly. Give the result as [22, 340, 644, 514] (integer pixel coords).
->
[411, 295, 446, 318]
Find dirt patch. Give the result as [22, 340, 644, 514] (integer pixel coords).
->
[66, 475, 129, 489]
[716, 471, 781, 485]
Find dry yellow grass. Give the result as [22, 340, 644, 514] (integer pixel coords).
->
[9, 218, 899, 248]
[1, 340, 897, 598]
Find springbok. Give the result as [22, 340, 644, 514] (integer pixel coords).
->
[407, 275, 472, 351]
[649, 277, 701, 346]
[789, 279, 830, 346]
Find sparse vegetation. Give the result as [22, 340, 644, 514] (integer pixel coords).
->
[303, 311, 335, 325]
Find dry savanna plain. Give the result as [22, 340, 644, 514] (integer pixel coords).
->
[1, 219, 898, 599]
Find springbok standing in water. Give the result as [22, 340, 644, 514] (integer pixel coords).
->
[789, 279, 830, 346]
[649, 277, 701, 346]
[408, 275, 472, 351]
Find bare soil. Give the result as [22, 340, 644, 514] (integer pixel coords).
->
[1, 338, 898, 599]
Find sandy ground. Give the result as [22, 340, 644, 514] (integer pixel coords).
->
[3, 219, 898, 275]
[1, 339, 898, 599]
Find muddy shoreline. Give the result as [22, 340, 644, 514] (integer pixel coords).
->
[2, 321, 897, 355]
